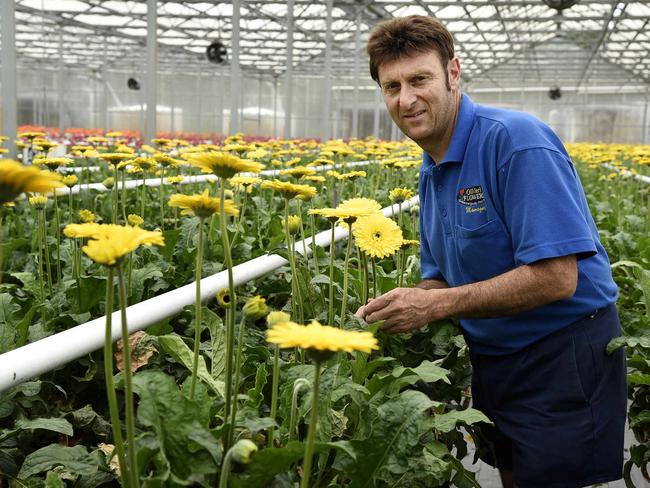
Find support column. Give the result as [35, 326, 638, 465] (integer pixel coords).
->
[352, 11, 361, 139]
[373, 86, 380, 139]
[273, 75, 278, 137]
[229, 0, 241, 135]
[58, 31, 65, 135]
[284, 0, 294, 139]
[257, 76, 262, 136]
[1, 0, 18, 157]
[102, 36, 109, 129]
[196, 66, 202, 134]
[170, 76, 176, 134]
[322, 0, 333, 141]
[145, 0, 157, 142]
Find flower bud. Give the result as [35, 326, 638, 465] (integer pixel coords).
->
[29, 195, 48, 210]
[102, 177, 114, 189]
[62, 174, 78, 188]
[79, 209, 96, 223]
[266, 311, 290, 328]
[128, 214, 144, 227]
[230, 439, 258, 464]
[243, 295, 269, 321]
[283, 215, 301, 235]
[216, 288, 232, 308]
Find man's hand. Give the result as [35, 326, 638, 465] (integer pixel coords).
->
[355, 287, 446, 334]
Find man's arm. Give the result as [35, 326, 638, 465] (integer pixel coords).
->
[357, 254, 577, 334]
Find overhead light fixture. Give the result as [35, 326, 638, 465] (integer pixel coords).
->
[127, 77, 141, 90]
[541, 0, 580, 12]
[206, 40, 228, 64]
[548, 86, 562, 100]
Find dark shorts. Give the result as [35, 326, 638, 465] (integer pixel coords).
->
[469, 304, 627, 488]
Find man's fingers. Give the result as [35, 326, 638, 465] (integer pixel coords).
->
[363, 294, 393, 316]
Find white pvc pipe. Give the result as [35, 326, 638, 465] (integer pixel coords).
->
[50, 160, 377, 196]
[0, 196, 419, 392]
[602, 163, 650, 184]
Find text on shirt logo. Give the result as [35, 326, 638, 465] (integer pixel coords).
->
[457, 185, 485, 206]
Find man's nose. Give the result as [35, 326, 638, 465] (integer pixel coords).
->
[399, 85, 417, 107]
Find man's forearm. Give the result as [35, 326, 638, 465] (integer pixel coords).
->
[416, 279, 449, 290]
[442, 255, 577, 319]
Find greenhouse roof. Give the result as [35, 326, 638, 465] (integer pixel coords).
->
[8, 0, 650, 91]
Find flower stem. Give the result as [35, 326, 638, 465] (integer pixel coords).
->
[229, 315, 246, 442]
[113, 166, 119, 224]
[159, 171, 165, 230]
[372, 258, 378, 299]
[218, 445, 235, 488]
[41, 211, 53, 296]
[0, 208, 4, 285]
[54, 192, 61, 282]
[300, 360, 322, 488]
[230, 193, 247, 249]
[140, 174, 146, 220]
[268, 345, 280, 448]
[121, 171, 128, 224]
[361, 251, 368, 306]
[189, 217, 205, 399]
[339, 223, 354, 328]
[328, 223, 335, 325]
[220, 179, 236, 452]
[284, 200, 303, 323]
[289, 378, 310, 441]
[104, 267, 129, 487]
[117, 265, 139, 488]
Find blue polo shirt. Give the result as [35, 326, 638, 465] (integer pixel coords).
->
[418, 94, 618, 355]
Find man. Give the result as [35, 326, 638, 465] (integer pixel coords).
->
[356, 15, 626, 488]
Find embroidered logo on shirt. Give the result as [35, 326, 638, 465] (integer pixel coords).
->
[457, 185, 485, 206]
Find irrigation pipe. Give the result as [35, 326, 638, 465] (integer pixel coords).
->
[40, 159, 379, 198]
[0, 196, 419, 392]
[602, 163, 650, 184]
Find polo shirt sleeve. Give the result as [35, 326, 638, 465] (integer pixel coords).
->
[499, 147, 597, 266]
[419, 216, 445, 281]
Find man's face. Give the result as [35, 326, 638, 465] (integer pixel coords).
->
[377, 51, 460, 149]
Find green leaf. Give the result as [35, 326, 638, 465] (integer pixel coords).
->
[45, 471, 66, 488]
[0, 293, 20, 353]
[16, 417, 73, 436]
[392, 360, 451, 384]
[629, 410, 650, 429]
[205, 308, 226, 381]
[18, 444, 99, 479]
[67, 276, 106, 314]
[132, 370, 222, 481]
[334, 390, 438, 488]
[232, 441, 304, 488]
[244, 362, 267, 409]
[158, 333, 225, 397]
[432, 408, 491, 433]
[607, 335, 650, 354]
[628, 373, 650, 385]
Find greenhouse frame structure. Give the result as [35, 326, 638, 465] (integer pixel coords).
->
[2, 0, 650, 153]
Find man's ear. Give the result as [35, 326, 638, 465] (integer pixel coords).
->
[447, 57, 461, 90]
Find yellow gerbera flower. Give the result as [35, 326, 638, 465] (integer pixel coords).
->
[261, 179, 317, 200]
[152, 153, 183, 168]
[267, 320, 379, 356]
[303, 175, 326, 183]
[338, 198, 382, 215]
[78, 209, 96, 223]
[353, 213, 403, 258]
[280, 166, 316, 179]
[127, 214, 144, 227]
[130, 157, 157, 171]
[229, 175, 262, 192]
[18, 131, 45, 141]
[242, 295, 269, 321]
[184, 151, 264, 179]
[165, 175, 184, 185]
[32, 138, 57, 151]
[87, 136, 108, 144]
[33, 157, 73, 171]
[168, 189, 239, 219]
[98, 153, 134, 165]
[63, 223, 165, 266]
[105, 131, 123, 138]
[389, 187, 415, 204]
[29, 195, 48, 209]
[0, 159, 63, 204]
[61, 174, 78, 187]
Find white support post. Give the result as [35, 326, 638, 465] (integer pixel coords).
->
[284, 0, 294, 139]
[102, 36, 109, 129]
[58, 31, 65, 135]
[352, 12, 362, 140]
[373, 86, 381, 139]
[1, 0, 18, 157]
[145, 0, 158, 143]
[196, 66, 202, 134]
[273, 76, 278, 137]
[323, 0, 333, 141]
[229, 0, 241, 135]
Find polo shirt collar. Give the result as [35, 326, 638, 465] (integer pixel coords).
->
[422, 93, 476, 169]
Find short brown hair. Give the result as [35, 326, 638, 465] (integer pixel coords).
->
[367, 15, 455, 84]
